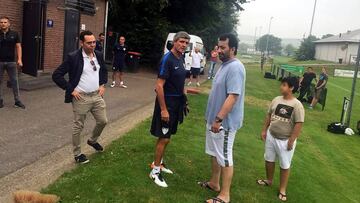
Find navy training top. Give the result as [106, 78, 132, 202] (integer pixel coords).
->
[158, 52, 187, 97]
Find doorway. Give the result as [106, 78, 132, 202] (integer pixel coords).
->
[22, 0, 46, 77]
[63, 9, 80, 59]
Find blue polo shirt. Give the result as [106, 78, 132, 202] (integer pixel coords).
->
[113, 44, 127, 65]
[158, 52, 187, 97]
[206, 58, 246, 131]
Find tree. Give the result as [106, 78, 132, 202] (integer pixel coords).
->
[238, 43, 250, 54]
[284, 44, 296, 56]
[321, 34, 334, 39]
[108, 0, 248, 65]
[255, 34, 282, 55]
[295, 35, 319, 61]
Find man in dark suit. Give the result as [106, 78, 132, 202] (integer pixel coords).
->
[52, 30, 108, 164]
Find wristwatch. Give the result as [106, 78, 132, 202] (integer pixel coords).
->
[215, 116, 223, 123]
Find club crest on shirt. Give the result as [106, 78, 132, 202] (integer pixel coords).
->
[272, 104, 294, 123]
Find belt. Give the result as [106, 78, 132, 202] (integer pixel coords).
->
[79, 90, 99, 96]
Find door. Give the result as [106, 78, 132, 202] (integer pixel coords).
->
[63, 9, 80, 59]
[22, 0, 46, 77]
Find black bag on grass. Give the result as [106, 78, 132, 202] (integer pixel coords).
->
[327, 122, 347, 134]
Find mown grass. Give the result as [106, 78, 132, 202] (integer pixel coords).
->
[43, 65, 360, 203]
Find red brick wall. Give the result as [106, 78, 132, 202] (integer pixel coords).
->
[1, 0, 107, 72]
[43, 0, 65, 72]
[0, 0, 23, 36]
[80, 0, 106, 38]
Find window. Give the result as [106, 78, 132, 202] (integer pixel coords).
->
[65, 0, 96, 15]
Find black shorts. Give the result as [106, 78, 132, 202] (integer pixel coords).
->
[190, 67, 201, 78]
[112, 62, 125, 72]
[150, 97, 182, 138]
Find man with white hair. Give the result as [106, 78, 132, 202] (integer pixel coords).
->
[149, 31, 190, 188]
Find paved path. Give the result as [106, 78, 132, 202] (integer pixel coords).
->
[0, 72, 157, 178]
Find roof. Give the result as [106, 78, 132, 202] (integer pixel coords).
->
[315, 29, 360, 43]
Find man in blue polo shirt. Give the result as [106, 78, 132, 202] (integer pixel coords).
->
[199, 33, 246, 203]
[111, 36, 127, 88]
[149, 31, 190, 188]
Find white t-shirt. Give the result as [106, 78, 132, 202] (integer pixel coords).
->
[191, 51, 203, 68]
[75, 50, 100, 93]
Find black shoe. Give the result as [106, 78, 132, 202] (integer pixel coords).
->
[74, 154, 90, 164]
[0, 100, 3, 108]
[14, 101, 25, 109]
[87, 140, 104, 152]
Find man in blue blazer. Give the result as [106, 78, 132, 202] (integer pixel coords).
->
[53, 30, 108, 164]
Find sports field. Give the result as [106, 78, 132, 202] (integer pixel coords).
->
[43, 63, 360, 203]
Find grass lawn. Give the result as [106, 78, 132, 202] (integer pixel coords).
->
[44, 65, 360, 203]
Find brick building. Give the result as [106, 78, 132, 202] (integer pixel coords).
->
[1, 0, 108, 77]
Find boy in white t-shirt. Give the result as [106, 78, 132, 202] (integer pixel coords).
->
[187, 47, 203, 86]
[257, 77, 305, 202]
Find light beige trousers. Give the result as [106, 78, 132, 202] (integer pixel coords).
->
[72, 92, 108, 156]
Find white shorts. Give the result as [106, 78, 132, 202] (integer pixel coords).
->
[264, 130, 296, 169]
[205, 124, 236, 167]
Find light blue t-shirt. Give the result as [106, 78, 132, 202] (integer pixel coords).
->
[205, 58, 246, 132]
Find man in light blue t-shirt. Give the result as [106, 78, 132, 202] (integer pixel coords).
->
[198, 33, 246, 203]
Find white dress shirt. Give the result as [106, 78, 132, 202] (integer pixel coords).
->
[75, 50, 100, 93]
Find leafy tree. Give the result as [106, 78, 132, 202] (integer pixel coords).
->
[255, 34, 282, 55]
[108, 0, 247, 66]
[295, 35, 319, 61]
[238, 43, 250, 54]
[284, 44, 296, 56]
[321, 34, 334, 39]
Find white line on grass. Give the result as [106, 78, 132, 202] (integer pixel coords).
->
[327, 82, 360, 96]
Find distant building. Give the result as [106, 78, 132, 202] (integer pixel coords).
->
[315, 29, 360, 64]
[1, 0, 108, 77]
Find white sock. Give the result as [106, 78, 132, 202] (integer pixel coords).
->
[152, 165, 161, 174]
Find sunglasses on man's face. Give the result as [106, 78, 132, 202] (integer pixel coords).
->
[90, 60, 97, 71]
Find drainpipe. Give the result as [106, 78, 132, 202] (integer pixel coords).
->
[103, 0, 109, 61]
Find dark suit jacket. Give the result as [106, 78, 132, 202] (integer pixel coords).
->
[52, 49, 108, 103]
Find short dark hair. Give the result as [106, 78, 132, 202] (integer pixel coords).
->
[219, 33, 238, 55]
[308, 67, 313, 70]
[99, 33, 104, 37]
[79, 30, 93, 41]
[281, 77, 299, 93]
[0, 16, 10, 21]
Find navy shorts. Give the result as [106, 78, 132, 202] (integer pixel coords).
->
[190, 67, 200, 78]
[113, 62, 125, 72]
[150, 97, 182, 138]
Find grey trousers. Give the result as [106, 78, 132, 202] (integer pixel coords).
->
[0, 62, 20, 102]
[72, 92, 108, 156]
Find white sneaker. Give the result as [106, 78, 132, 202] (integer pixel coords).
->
[120, 81, 128, 88]
[196, 82, 201, 87]
[110, 81, 116, 88]
[149, 171, 168, 188]
[151, 162, 174, 174]
[187, 82, 192, 86]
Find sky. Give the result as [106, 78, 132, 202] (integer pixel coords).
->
[237, 0, 360, 39]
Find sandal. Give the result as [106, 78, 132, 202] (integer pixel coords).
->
[197, 181, 220, 192]
[256, 179, 271, 186]
[278, 192, 287, 202]
[205, 197, 230, 203]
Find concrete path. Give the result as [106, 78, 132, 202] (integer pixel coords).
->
[0, 72, 157, 178]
